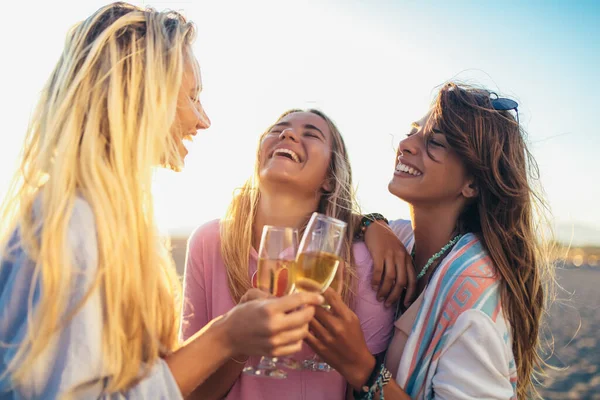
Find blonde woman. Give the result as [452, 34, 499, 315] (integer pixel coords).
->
[0, 3, 323, 399]
[181, 109, 413, 400]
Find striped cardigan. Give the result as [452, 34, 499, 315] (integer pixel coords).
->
[390, 220, 517, 399]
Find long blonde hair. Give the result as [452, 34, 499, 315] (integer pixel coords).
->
[220, 109, 359, 305]
[429, 83, 555, 398]
[0, 2, 197, 393]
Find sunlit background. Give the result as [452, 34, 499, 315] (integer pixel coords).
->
[1, 0, 599, 244]
[1, 1, 599, 398]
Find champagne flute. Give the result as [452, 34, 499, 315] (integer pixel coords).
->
[242, 226, 298, 379]
[290, 212, 347, 372]
[306, 262, 344, 372]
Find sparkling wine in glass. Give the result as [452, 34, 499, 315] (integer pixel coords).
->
[242, 226, 298, 379]
[290, 212, 347, 372]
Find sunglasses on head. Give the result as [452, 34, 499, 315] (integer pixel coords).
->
[490, 92, 519, 124]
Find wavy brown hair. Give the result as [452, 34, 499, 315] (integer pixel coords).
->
[426, 82, 555, 398]
[220, 109, 359, 305]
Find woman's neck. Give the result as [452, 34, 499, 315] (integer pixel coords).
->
[410, 203, 462, 277]
[252, 188, 320, 250]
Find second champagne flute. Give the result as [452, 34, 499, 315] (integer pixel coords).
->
[290, 212, 347, 372]
[242, 225, 298, 379]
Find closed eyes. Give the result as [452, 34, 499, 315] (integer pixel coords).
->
[428, 139, 445, 148]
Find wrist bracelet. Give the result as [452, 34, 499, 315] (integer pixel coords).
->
[355, 213, 389, 240]
[353, 364, 392, 400]
[230, 355, 249, 364]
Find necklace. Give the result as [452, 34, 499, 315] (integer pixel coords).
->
[391, 234, 464, 324]
[412, 234, 463, 280]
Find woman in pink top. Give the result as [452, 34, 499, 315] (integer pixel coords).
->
[181, 109, 406, 399]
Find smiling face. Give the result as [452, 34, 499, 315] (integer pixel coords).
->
[388, 111, 476, 207]
[170, 55, 211, 162]
[258, 111, 333, 196]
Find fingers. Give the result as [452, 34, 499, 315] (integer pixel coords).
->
[313, 289, 356, 341]
[403, 255, 417, 307]
[309, 315, 332, 344]
[269, 341, 305, 357]
[320, 288, 347, 317]
[370, 253, 384, 292]
[276, 303, 316, 330]
[240, 288, 271, 303]
[385, 278, 403, 308]
[268, 291, 324, 313]
[268, 325, 310, 349]
[376, 255, 396, 302]
[246, 302, 315, 356]
[384, 254, 408, 306]
[305, 331, 327, 356]
[312, 302, 338, 335]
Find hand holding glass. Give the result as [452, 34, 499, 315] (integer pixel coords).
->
[291, 212, 347, 372]
[242, 226, 298, 379]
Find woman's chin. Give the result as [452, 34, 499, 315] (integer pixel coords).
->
[260, 175, 296, 190]
[259, 167, 296, 184]
[388, 179, 410, 201]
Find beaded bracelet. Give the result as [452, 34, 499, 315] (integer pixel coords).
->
[355, 213, 389, 241]
[353, 364, 392, 400]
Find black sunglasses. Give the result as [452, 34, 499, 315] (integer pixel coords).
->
[490, 92, 519, 124]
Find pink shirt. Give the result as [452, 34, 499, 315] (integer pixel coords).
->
[181, 219, 395, 400]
